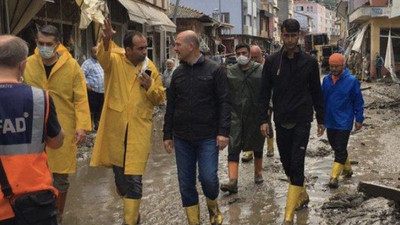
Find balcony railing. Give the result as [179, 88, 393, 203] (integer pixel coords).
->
[349, 5, 391, 23]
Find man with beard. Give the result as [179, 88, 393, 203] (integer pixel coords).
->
[322, 53, 364, 189]
[90, 19, 165, 225]
[259, 19, 325, 224]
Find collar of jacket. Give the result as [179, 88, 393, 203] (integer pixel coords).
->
[328, 67, 350, 82]
[281, 46, 303, 59]
[181, 54, 205, 66]
[231, 61, 260, 74]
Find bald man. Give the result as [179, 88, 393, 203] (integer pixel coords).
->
[322, 53, 364, 189]
[163, 30, 231, 225]
[250, 45, 265, 65]
[0, 35, 64, 224]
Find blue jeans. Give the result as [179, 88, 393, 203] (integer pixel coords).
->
[174, 138, 220, 207]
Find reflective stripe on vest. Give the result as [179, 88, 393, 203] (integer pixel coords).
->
[0, 87, 45, 155]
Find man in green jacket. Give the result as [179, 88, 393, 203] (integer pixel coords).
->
[220, 43, 265, 194]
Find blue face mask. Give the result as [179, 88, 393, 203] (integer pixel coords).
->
[38, 45, 56, 59]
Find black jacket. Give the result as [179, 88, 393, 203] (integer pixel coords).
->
[259, 49, 324, 124]
[163, 55, 231, 141]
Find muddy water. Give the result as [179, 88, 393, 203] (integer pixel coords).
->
[63, 82, 400, 225]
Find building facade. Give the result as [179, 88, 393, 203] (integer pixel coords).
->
[171, 0, 272, 53]
[294, 1, 339, 39]
[349, 0, 400, 78]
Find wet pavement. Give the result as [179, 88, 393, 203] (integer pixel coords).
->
[63, 82, 400, 225]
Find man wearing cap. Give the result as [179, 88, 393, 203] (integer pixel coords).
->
[322, 53, 364, 189]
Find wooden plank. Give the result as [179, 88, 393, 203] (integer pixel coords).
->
[358, 181, 400, 202]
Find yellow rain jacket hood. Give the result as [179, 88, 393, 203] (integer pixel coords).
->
[24, 44, 92, 174]
[90, 41, 165, 175]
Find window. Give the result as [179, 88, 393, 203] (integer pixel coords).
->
[221, 13, 230, 23]
[306, 6, 310, 12]
[147, 36, 153, 61]
[310, 6, 313, 12]
[296, 6, 303, 11]
[380, 29, 400, 63]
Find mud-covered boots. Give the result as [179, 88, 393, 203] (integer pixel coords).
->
[185, 205, 200, 225]
[266, 137, 274, 157]
[206, 198, 223, 225]
[241, 151, 254, 162]
[124, 198, 141, 225]
[283, 185, 303, 225]
[220, 179, 238, 194]
[342, 158, 353, 178]
[328, 162, 344, 189]
[295, 183, 309, 210]
[221, 161, 239, 194]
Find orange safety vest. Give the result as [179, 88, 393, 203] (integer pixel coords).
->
[0, 82, 58, 221]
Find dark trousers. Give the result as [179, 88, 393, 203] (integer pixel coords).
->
[0, 216, 58, 225]
[376, 66, 382, 78]
[112, 166, 143, 199]
[87, 90, 104, 130]
[327, 129, 351, 165]
[112, 126, 142, 199]
[174, 138, 220, 207]
[276, 122, 311, 186]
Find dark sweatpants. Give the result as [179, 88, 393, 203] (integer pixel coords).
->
[276, 122, 311, 186]
[327, 129, 351, 165]
[87, 90, 104, 130]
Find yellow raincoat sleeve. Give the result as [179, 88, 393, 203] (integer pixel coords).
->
[145, 61, 166, 106]
[73, 62, 92, 131]
[97, 40, 113, 75]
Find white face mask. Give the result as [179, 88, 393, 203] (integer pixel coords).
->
[236, 55, 250, 65]
[38, 45, 56, 59]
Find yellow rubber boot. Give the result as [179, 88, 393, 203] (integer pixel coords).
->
[123, 198, 140, 225]
[266, 138, 274, 157]
[328, 162, 344, 189]
[241, 151, 254, 162]
[283, 184, 303, 224]
[185, 205, 200, 225]
[296, 182, 309, 210]
[206, 198, 223, 225]
[342, 157, 353, 178]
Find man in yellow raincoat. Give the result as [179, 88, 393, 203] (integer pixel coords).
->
[90, 19, 165, 225]
[23, 25, 92, 223]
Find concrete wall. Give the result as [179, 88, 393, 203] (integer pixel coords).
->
[171, 0, 242, 34]
[294, 13, 310, 31]
[278, 0, 289, 22]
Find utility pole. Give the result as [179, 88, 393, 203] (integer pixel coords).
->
[219, 0, 222, 22]
[170, 0, 180, 46]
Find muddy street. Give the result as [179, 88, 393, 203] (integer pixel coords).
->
[62, 82, 400, 225]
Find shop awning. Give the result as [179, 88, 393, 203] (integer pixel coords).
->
[119, 0, 176, 32]
[118, 0, 147, 24]
[4, 0, 45, 35]
[352, 23, 369, 53]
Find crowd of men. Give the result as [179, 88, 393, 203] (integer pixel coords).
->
[0, 18, 363, 225]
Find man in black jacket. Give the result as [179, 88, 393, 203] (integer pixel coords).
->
[163, 30, 231, 225]
[259, 19, 325, 225]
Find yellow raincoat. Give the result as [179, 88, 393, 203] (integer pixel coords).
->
[23, 44, 92, 174]
[90, 41, 165, 175]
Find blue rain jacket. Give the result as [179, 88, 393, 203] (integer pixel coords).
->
[322, 68, 364, 130]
